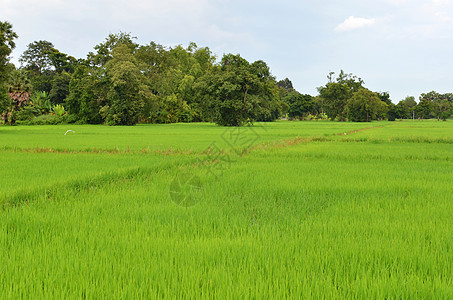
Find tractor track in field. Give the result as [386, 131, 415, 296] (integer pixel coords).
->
[247, 125, 385, 153]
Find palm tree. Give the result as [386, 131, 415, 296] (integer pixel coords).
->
[5, 69, 33, 124]
[0, 21, 17, 50]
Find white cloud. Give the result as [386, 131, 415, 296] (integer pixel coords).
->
[432, 0, 452, 5]
[335, 16, 377, 32]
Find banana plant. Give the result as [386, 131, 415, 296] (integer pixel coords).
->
[52, 104, 66, 117]
[29, 91, 51, 113]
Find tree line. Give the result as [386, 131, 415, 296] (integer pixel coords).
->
[1, 21, 452, 126]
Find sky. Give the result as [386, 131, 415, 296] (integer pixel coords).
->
[2, 0, 453, 102]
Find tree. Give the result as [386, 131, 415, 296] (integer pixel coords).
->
[249, 60, 281, 122]
[283, 91, 314, 119]
[318, 70, 364, 121]
[277, 78, 294, 91]
[386, 103, 398, 121]
[429, 92, 452, 121]
[415, 94, 433, 120]
[134, 42, 216, 123]
[318, 82, 349, 120]
[87, 32, 138, 68]
[49, 72, 71, 104]
[19, 41, 55, 92]
[345, 88, 387, 122]
[0, 21, 18, 117]
[102, 44, 146, 125]
[47, 48, 77, 73]
[6, 69, 33, 124]
[377, 92, 392, 105]
[375, 92, 391, 120]
[19, 40, 54, 73]
[397, 96, 417, 119]
[65, 65, 105, 124]
[19, 40, 77, 93]
[195, 54, 279, 126]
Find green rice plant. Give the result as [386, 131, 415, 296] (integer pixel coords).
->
[0, 120, 452, 298]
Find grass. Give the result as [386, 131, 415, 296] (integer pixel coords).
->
[0, 121, 376, 152]
[1, 120, 452, 298]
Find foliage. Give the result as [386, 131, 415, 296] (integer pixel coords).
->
[424, 91, 453, 121]
[52, 104, 66, 117]
[0, 21, 17, 116]
[416, 93, 435, 119]
[8, 68, 33, 93]
[19, 113, 67, 125]
[102, 44, 145, 125]
[283, 91, 314, 119]
[318, 70, 364, 121]
[345, 88, 387, 122]
[277, 78, 294, 91]
[397, 96, 417, 119]
[19, 40, 55, 73]
[65, 65, 105, 124]
[386, 103, 398, 121]
[49, 72, 71, 104]
[16, 105, 41, 121]
[29, 91, 51, 114]
[377, 91, 392, 105]
[87, 32, 138, 68]
[195, 54, 280, 126]
[8, 23, 453, 126]
[3, 68, 32, 124]
[19, 40, 78, 94]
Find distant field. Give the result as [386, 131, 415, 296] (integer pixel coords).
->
[1, 120, 452, 298]
[0, 122, 374, 152]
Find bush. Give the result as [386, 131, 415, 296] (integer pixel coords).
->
[64, 114, 79, 124]
[17, 114, 68, 125]
[17, 106, 41, 121]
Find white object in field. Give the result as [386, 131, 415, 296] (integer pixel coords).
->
[64, 130, 75, 136]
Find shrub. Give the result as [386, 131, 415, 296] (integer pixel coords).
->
[18, 114, 67, 125]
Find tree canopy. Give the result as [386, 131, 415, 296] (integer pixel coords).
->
[0, 21, 18, 119]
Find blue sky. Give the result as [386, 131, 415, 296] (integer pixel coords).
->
[2, 0, 453, 102]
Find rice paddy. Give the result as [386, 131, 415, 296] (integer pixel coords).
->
[1, 120, 452, 298]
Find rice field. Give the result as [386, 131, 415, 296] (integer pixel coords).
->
[1, 120, 452, 298]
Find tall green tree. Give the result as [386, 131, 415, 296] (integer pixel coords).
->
[283, 91, 314, 119]
[318, 70, 364, 121]
[20, 40, 77, 93]
[416, 92, 437, 119]
[195, 54, 279, 126]
[102, 44, 146, 125]
[65, 65, 105, 124]
[277, 78, 294, 91]
[386, 103, 398, 121]
[345, 88, 387, 122]
[87, 32, 138, 68]
[19, 40, 54, 92]
[397, 96, 417, 119]
[429, 92, 452, 121]
[19, 40, 54, 73]
[49, 72, 71, 104]
[0, 21, 17, 117]
[134, 42, 216, 123]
